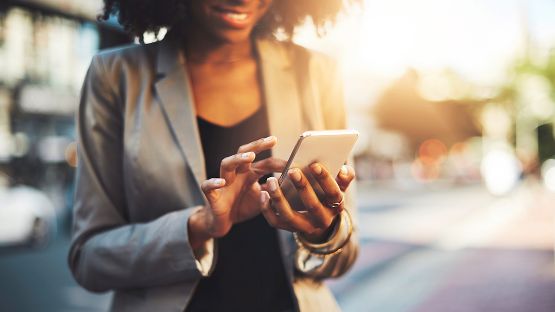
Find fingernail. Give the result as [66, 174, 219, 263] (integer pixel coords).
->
[260, 191, 270, 204]
[260, 192, 266, 204]
[288, 168, 301, 182]
[267, 177, 278, 192]
[341, 165, 348, 176]
[311, 163, 322, 175]
[263, 136, 275, 142]
[213, 178, 225, 185]
[241, 152, 253, 159]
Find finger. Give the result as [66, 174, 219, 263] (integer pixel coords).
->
[288, 168, 333, 229]
[220, 152, 256, 183]
[259, 191, 286, 229]
[336, 165, 355, 192]
[244, 179, 263, 194]
[244, 170, 263, 186]
[200, 178, 226, 202]
[260, 182, 270, 192]
[237, 136, 277, 154]
[251, 181, 262, 192]
[260, 179, 293, 198]
[309, 163, 344, 206]
[251, 157, 287, 176]
[266, 177, 313, 232]
[237, 136, 277, 173]
[244, 158, 287, 186]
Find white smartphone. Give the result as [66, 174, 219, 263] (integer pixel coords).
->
[278, 130, 359, 186]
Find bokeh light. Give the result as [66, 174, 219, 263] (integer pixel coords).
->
[481, 148, 522, 195]
[541, 159, 555, 192]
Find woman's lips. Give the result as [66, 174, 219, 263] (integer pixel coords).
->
[212, 6, 252, 29]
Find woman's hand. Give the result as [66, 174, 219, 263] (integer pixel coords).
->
[188, 136, 285, 249]
[260, 163, 356, 243]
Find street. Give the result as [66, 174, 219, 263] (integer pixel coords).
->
[0, 237, 111, 312]
[329, 180, 555, 312]
[1, 181, 555, 311]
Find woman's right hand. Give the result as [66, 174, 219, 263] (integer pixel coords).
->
[188, 136, 284, 249]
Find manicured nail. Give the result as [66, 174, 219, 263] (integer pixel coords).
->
[263, 136, 275, 142]
[311, 163, 322, 175]
[288, 168, 302, 182]
[260, 191, 270, 204]
[213, 178, 225, 185]
[241, 152, 253, 159]
[341, 165, 349, 176]
[267, 177, 278, 192]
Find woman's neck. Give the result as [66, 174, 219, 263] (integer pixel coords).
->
[183, 30, 254, 65]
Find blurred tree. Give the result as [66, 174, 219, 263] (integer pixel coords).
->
[501, 47, 555, 168]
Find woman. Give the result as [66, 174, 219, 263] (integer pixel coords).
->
[68, 0, 358, 311]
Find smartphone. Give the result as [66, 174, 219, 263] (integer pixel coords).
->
[278, 130, 359, 187]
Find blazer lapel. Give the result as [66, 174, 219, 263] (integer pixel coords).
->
[154, 39, 207, 192]
[256, 39, 305, 162]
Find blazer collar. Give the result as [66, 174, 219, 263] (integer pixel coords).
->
[154, 37, 304, 190]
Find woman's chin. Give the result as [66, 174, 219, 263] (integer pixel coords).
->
[209, 28, 255, 44]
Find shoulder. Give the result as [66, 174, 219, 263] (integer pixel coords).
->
[85, 42, 161, 99]
[92, 42, 160, 74]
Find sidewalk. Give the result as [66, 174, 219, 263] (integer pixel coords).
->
[330, 181, 555, 312]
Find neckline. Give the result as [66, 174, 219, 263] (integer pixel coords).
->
[197, 105, 264, 129]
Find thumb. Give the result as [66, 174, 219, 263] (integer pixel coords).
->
[201, 178, 226, 203]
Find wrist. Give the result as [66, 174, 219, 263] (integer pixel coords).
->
[301, 215, 340, 243]
[294, 209, 354, 256]
[188, 207, 212, 250]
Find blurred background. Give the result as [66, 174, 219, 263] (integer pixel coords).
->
[1, 0, 555, 311]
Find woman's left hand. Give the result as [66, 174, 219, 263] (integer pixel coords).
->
[260, 163, 356, 243]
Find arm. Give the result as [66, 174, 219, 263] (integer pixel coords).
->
[68, 55, 213, 293]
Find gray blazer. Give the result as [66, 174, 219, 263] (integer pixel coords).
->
[69, 35, 358, 312]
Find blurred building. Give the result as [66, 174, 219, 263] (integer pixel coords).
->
[0, 0, 131, 229]
[373, 69, 482, 151]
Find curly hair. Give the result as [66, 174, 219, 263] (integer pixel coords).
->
[99, 0, 357, 42]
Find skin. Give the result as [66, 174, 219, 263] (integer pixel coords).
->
[185, 0, 271, 126]
[185, 0, 356, 250]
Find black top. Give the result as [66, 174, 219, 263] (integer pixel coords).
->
[186, 105, 295, 312]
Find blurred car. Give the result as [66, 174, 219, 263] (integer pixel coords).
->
[0, 185, 57, 248]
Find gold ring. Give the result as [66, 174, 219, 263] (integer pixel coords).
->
[326, 195, 344, 209]
[271, 205, 280, 216]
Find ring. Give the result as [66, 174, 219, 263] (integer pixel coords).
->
[325, 195, 344, 209]
[271, 205, 280, 216]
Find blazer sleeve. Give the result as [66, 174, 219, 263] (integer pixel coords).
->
[68, 55, 211, 293]
[294, 54, 359, 279]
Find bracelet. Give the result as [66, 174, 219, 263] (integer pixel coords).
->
[293, 209, 353, 256]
